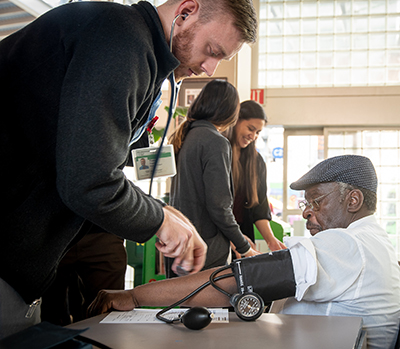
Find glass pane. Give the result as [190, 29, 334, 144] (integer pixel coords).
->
[335, 52, 351, 66]
[363, 130, 381, 148]
[334, 68, 351, 85]
[344, 131, 362, 148]
[268, 3, 283, 19]
[319, 18, 334, 34]
[268, 37, 283, 52]
[381, 184, 399, 200]
[353, 1, 369, 15]
[352, 68, 368, 84]
[301, 19, 317, 34]
[387, 50, 400, 65]
[259, 53, 267, 70]
[370, 50, 385, 66]
[381, 149, 400, 166]
[335, 17, 351, 33]
[266, 70, 283, 87]
[352, 51, 368, 67]
[335, 35, 351, 50]
[370, 34, 386, 49]
[387, 34, 400, 48]
[268, 20, 283, 35]
[335, 1, 351, 16]
[284, 19, 300, 35]
[318, 69, 333, 85]
[370, 1, 386, 15]
[318, 52, 333, 67]
[380, 167, 400, 183]
[267, 54, 283, 69]
[319, 35, 334, 50]
[284, 53, 299, 69]
[387, 15, 400, 31]
[370, 16, 386, 32]
[301, 36, 317, 51]
[387, 68, 400, 82]
[388, 0, 400, 13]
[285, 3, 300, 18]
[300, 69, 317, 85]
[287, 135, 324, 208]
[302, 2, 317, 17]
[319, 1, 334, 17]
[284, 37, 300, 52]
[283, 70, 299, 86]
[328, 132, 344, 148]
[352, 34, 368, 49]
[381, 130, 400, 147]
[353, 17, 368, 32]
[301, 53, 317, 68]
[258, 71, 267, 87]
[369, 68, 386, 84]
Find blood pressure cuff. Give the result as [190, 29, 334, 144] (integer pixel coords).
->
[231, 249, 296, 303]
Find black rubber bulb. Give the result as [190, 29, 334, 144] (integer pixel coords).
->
[180, 307, 213, 330]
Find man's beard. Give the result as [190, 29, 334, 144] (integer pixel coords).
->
[172, 25, 197, 81]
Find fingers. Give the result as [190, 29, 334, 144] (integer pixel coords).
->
[156, 207, 193, 258]
[87, 290, 137, 318]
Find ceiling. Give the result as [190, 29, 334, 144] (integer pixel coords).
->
[0, 0, 52, 40]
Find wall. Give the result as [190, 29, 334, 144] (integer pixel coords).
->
[264, 86, 400, 127]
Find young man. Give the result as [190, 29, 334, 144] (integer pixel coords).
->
[89, 155, 400, 349]
[0, 0, 257, 338]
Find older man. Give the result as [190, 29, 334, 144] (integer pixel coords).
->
[89, 155, 400, 349]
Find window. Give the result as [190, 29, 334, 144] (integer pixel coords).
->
[326, 128, 400, 258]
[259, 0, 400, 88]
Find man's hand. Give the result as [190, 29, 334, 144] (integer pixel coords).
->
[156, 206, 207, 274]
[87, 289, 137, 317]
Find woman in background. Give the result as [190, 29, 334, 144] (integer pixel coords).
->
[225, 100, 286, 256]
[167, 80, 258, 277]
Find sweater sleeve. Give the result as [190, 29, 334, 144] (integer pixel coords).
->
[55, 7, 164, 241]
[202, 136, 250, 254]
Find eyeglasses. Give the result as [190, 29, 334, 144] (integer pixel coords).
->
[298, 190, 336, 212]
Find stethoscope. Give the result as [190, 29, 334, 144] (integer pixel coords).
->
[156, 264, 265, 330]
[148, 13, 186, 195]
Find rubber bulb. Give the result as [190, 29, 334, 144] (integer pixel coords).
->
[180, 307, 213, 330]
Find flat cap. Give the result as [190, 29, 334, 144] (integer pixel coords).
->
[290, 155, 377, 193]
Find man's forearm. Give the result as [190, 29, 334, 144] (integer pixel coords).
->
[133, 267, 235, 308]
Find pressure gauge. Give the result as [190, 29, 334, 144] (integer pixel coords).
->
[233, 292, 265, 321]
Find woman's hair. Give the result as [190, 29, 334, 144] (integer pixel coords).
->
[169, 79, 239, 154]
[225, 100, 267, 208]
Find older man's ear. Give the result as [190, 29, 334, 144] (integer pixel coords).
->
[347, 189, 364, 213]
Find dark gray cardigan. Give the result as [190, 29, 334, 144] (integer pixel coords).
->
[170, 121, 251, 269]
[0, 1, 179, 303]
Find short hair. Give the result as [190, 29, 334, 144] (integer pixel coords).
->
[198, 0, 257, 44]
[337, 182, 377, 212]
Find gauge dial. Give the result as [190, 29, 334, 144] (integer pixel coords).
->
[234, 292, 265, 321]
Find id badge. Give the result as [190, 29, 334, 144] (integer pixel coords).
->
[132, 144, 176, 181]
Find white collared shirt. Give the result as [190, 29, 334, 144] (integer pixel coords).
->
[273, 215, 400, 349]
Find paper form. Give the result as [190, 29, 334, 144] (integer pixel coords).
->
[100, 308, 229, 324]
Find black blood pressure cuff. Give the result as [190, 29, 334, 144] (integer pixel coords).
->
[231, 249, 296, 302]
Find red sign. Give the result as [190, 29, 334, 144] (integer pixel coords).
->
[251, 89, 264, 105]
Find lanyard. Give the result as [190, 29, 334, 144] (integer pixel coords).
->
[148, 14, 181, 195]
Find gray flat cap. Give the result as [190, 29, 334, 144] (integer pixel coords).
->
[290, 155, 377, 193]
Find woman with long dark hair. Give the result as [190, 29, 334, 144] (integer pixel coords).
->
[167, 80, 258, 276]
[225, 100, 286, 254]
